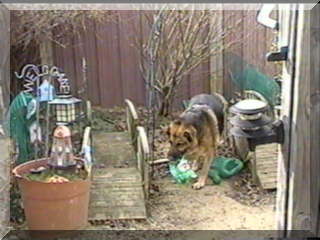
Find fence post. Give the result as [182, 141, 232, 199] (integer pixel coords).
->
[209, 4, 224, 95]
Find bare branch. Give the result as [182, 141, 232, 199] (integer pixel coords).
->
[136, 9, 245, 116]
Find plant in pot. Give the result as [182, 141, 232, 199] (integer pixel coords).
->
[12, 125, 91, 230]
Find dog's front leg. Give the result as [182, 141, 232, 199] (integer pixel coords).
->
[192, 151, 214, 190]
[191, 159, 199, 171]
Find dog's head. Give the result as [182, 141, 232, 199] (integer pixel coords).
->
[166, 118, 199, 161]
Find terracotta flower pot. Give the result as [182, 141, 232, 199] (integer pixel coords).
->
[12, 158, 91, 230]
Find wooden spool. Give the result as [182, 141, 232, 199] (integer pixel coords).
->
[232, 90, 273, 161]
[231, 91, 278, 189]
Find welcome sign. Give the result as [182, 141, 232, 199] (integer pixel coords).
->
[15, 64, 70, 94]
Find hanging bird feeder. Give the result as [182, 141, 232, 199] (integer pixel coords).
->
[48, 83, 82, 125]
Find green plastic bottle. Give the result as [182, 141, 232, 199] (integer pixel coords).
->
[169, 158, 197, 184]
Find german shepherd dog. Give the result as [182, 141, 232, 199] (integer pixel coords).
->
[167, 93, 227, 189]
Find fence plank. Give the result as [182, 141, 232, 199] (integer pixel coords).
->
[310, 4, 320, 236]
[189, 63, 209, 96]
[95, 12, 123, 108]
[73, 32, 86, 98]
[52, 29, 66, 83]
[223, 10, 244, 100]
[52, 36, 77, 94]
[139, 10, 151, 106]
[80, 19, 100, 104]
[188, 14, 211, 96]
[264, 9, 279, 78]
[286, 5, 311, 234]
[118, 11, 145, 106]
[210, 5, 224, 95]
[63, 39, 78, 95]
[39, 36, 54, 66]
[87, 20, 101, 105]
[255, 17, 267, 73]
[173, 75, 190, 110]
[276, 4, 296, 236]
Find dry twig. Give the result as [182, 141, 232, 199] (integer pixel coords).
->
[137, 9, 244, 116]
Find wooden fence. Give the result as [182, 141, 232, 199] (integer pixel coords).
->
[35, 10, 279, 108]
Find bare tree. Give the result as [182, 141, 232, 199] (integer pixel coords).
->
[140, 9, 243, 116]
[11, 10, 116, 49]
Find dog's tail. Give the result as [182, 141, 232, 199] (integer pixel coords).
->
[213, 93, 229, 143]
[198, 106, 220, 149]
[214, 93, 229, 115]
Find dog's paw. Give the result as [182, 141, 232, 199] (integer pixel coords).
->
[192, 181, 205, 190]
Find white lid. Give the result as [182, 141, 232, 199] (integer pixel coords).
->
[234, 99, 267, 111]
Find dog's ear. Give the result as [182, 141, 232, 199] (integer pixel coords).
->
[173, 119, 181, 125]
[165, 126, 170, 136]
[184, 131, 193, 142]
[161, 125, 171, 137]
[171, 112, 180, 120]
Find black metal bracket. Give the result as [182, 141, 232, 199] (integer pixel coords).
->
[266, 46, 289, 62]
[247, 120, 284, 151]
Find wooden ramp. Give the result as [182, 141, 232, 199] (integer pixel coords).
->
[93, 132, 136, 168]
[89, 167, 147, 220]
[89, 100, 149, 221]
[254, 143, 278, 190]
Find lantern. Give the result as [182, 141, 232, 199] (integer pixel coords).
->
[48, 85, 82, 124]
[48, 125, 77, 169]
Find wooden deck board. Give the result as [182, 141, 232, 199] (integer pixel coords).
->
[89, 167, 147, 220]
[93, 131, 136, 168]
[255, 143, 278, 190]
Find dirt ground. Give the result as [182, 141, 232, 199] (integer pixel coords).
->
[89, 151, 276, 230]
[88, 106, 277, 231]
[87, 177, 276, 230]
[10, 106, 277, 232]
[145, 178, 275, 230]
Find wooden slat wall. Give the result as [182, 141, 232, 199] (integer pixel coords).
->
[276, 4, 296, 234]
[286, 5, 311, 233]
[50, 10, 278, 108]
[310, 5, 320, 236]
[276, 4, 320, 236]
